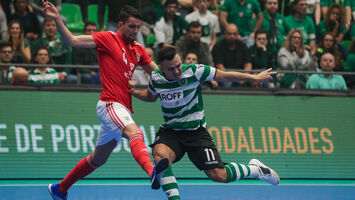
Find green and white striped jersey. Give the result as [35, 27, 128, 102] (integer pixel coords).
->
[149, 64, 216, 130]
[29, 67, 60, 84]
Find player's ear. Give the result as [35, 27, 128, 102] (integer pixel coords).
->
[118, 21, 124, 29]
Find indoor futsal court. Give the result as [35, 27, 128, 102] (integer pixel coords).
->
[1, 179, 354, 199]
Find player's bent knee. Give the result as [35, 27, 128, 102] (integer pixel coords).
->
[205, 168, 228, 183]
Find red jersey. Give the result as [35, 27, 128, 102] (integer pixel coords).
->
[92, 31, 151, 113]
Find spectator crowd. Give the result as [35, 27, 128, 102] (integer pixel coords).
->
[0, 0, 355, 90]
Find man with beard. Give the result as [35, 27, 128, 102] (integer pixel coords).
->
[175, 21, 214, 66]
[253, 0, 287, 51]
[212, 24, 252, 87]
[212, 23, 252, 71]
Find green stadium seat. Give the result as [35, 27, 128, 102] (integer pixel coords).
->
[342, 40, 351, 52]
[61, 3, 84, 33]
[145, 35, 156, 46]
[88, 4, 108, 30]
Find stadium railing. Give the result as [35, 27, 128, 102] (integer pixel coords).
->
[1, 63, 355, 94]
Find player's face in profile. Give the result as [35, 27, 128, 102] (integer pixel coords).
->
[119, 17, 141, 42]
[161, 53, 182, 81]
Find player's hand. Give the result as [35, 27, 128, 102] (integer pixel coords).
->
[42, 0, 60, 19]
[128, 80, 136, 92]
[256, 68, 277, 83]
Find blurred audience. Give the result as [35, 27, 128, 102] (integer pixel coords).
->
[306, 0, 321, 26]
[5, 20, 31, 63]
[285, 0, 317, 54]
[277, 29, 316, 88]
[9, 0, 41, 42]
[212, 24, 252, 87]
[344, 40, 355, 89]
[255, 0, 287, 51]
[321, 0, 351, 31]
[317, 4, 347, 42]
[351, 24, 355, 40]
[0, 42, 16, 83]
[154, 0, 189, 48]
[176, 21, 214, 66]
[28, 47, 59, 84]
[72, 21, 98, 84]
[220, 0, 263, 47]
[314, 33, 345, 71]
[185, 0, 221, 51]
[183, 51, 199, 64]
[193, 0, 220, 17]
[306, 53, 347, 90]
[11, 66, 28, 85]
[31, 17, 74, 83]
[212, 24, 252, 71]
[29, 0, 67, 26]
[0, 4, 7, 40]
[249, 29, 276, 88]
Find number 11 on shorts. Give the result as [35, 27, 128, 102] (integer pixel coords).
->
[204, 148, 215, 161]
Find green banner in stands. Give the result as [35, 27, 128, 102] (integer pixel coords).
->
[0, 91, 354, 179]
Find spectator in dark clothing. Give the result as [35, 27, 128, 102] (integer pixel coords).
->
[249, 29, 276, 88]
[212, 23, 252, 71]
[249, 29, 277, 70]
[212, 23, 252, 87]
[9, 0, 41, 42]
[175, 21, 214, 66]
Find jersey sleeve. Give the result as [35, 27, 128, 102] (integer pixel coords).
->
[137, 44, 152, 66]
[148, 73, 158, 96]
[194, 64, 217, 83]
[92, 31, 113, 53]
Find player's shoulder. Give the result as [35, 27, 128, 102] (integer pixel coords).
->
[183, 63, 209, 72]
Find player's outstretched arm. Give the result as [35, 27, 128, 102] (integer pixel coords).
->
[214, 68, 277, 83]
[42, 0, 96, 48]
[129, 81, 158, 102]
[131, 89, 158, 102]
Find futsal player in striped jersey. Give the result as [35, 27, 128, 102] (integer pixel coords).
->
[131, 47, 280, 200]
[42, 1, 169, 200]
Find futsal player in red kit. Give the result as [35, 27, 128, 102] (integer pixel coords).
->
[42, 1, 169, 199]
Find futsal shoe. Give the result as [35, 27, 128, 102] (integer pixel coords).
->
[249, 159, 280, 185]
[151, 157, 169, 190]
[48, 183, 68, 200]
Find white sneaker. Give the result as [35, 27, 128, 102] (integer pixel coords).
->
[249, 159, 280, 185]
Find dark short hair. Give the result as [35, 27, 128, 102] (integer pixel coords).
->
[118, 5, 141, 23]
[188, 21, 201, 32]
[255, 29, 268, 39]
[43, 17, 55, 27]
[290, 0, 305, 15]
[158, 46, 177, 63]
[84, 21, 97, 30]
[0, 41, 13, 51]
[32, 46, 53, 64]
[164, 0, 178, 7]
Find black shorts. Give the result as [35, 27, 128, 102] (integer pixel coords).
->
[150, 127, 225, 170]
